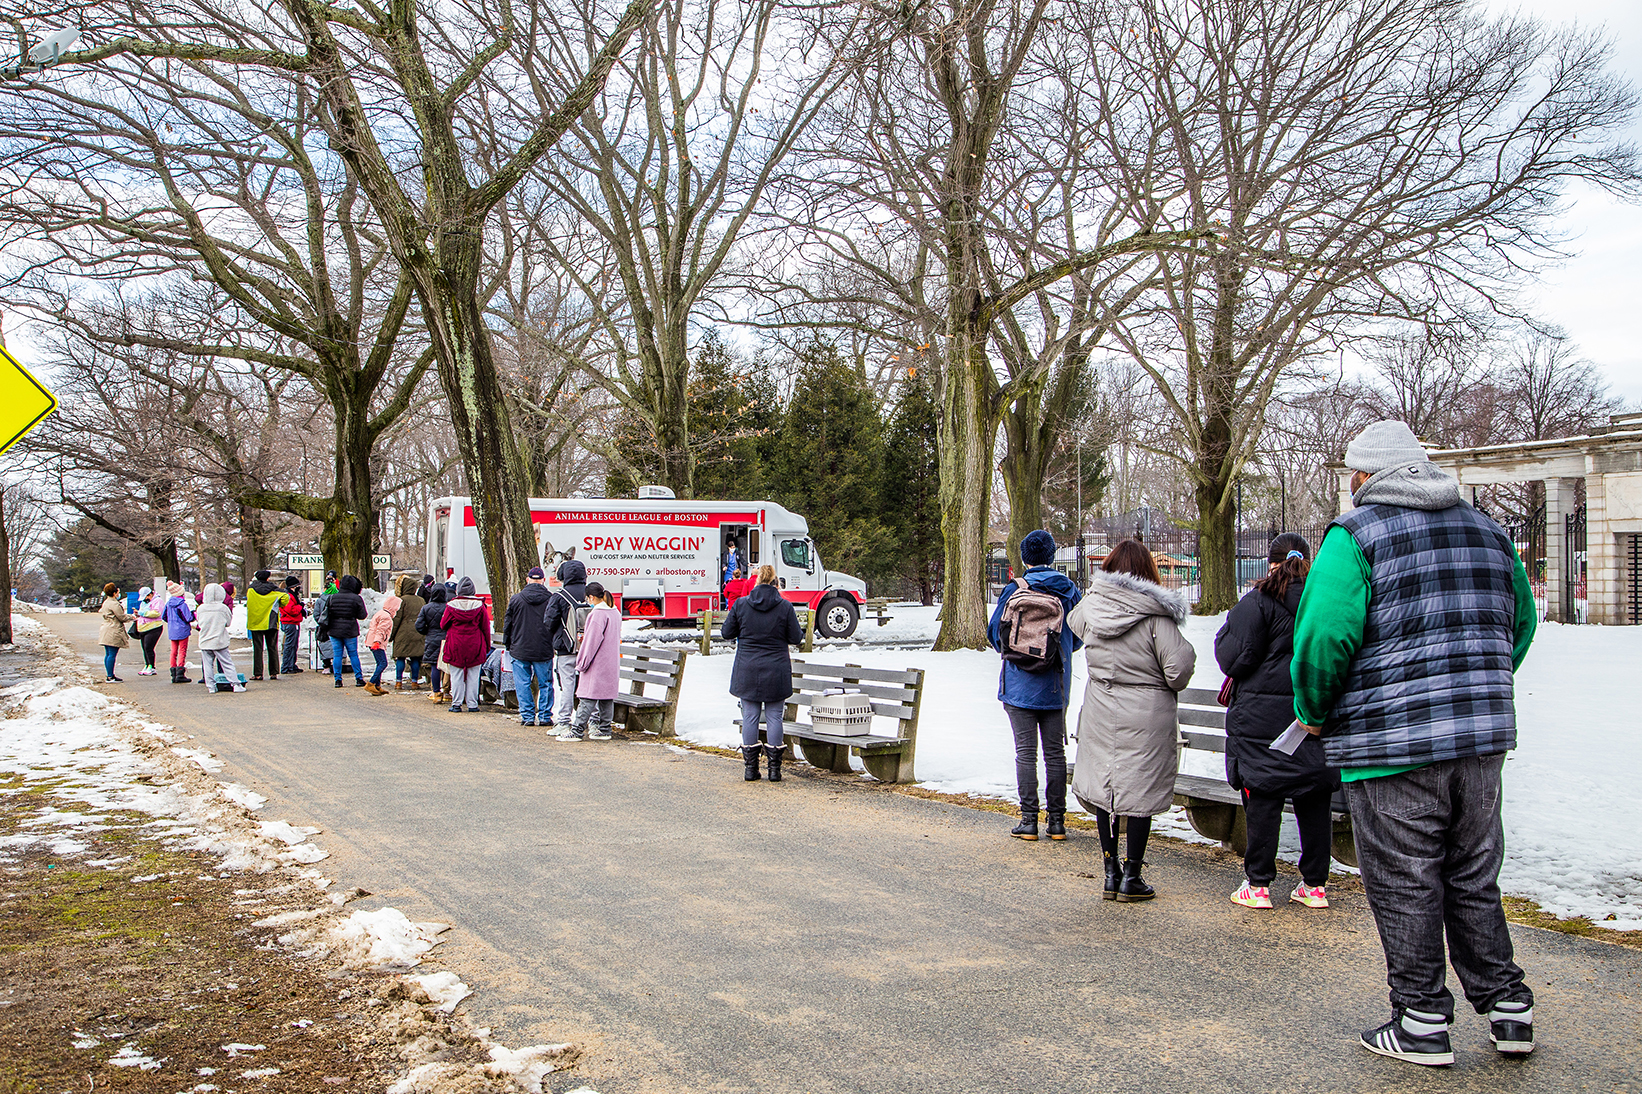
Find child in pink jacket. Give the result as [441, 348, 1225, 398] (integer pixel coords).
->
[364, 593, 400, 696]
[557, 582, 621, 741]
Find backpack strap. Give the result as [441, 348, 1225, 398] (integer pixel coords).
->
[1012, 576, 1029, 593]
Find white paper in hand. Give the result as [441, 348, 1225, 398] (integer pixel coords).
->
[1269, 720, 1309, 756]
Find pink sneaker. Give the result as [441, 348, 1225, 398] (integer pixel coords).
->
[1231, 880, 1273, 909]
[1291, 882, 1329, 908]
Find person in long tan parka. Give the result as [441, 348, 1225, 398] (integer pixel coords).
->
[1068, 539, 1196, 903]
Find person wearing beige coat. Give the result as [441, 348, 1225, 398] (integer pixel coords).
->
[1067, 541, 1196, 901]
[97, 582, 132, 683]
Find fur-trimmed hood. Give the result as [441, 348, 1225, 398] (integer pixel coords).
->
[1078, 570, 1189, 638]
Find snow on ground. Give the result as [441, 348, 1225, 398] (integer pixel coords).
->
[1, 613, 595, 1093]
[662, 601, 1642, 930]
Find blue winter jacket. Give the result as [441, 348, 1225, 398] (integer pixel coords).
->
[987, 566, 1083, 710]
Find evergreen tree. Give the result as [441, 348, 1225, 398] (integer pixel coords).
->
[881, 368, 943, 604]
[772, 338, 890, 583]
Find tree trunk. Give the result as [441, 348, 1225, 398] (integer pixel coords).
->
[1195, 478, 1235, 614]
[144, 482, 183, 583]
[417, 241, 537, 606]
[0, 490, 12, 646]
[999, 383, 1052, 577]
[324, 386, 381, 579]
[933, 311, 1000, 651]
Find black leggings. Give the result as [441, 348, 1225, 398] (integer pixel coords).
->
[140, 627, 163, 669]
[1095, 809, 1152, 862]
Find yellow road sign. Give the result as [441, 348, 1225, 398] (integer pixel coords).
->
[0, 344, 56, 456]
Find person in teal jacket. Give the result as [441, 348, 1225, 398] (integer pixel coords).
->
[1292, 420, 1537, 1068]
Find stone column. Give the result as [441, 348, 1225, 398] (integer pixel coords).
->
[1585, 470, 1620, 624]
[1543, 478, 1575, 622]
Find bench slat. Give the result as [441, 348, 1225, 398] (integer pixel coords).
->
[1173, 773, 1242, 806]
[619, 668, 678, 687]
[616, 694, 667, 708]
[1179, 687, 1223, 706]
[790, 660, 921, 686]
[1181, 729, 1228, 752]
[1178, 706, 1227, 729]
[785, 725, 904, 749]
[789, 679, 918, 704]
[785, 694, 913, 721]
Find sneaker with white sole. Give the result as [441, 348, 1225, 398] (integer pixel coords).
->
[1488, 1001, 1534, 1055]
[587, 728, 613, 741]
[1360, 1010, 1454, 1066]
[554, 730, 585, 742]
[1291, 882, 1329, 908]
[1231, 880, 1273, 909]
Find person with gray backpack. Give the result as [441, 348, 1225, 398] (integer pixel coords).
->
[987, 529, 1082, 842]
[543, 559, 590, 733]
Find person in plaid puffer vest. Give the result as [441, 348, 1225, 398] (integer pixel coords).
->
[1292, 420, 1538, 1069]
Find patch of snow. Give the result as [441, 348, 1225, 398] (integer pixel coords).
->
[239, 1067, 281, 1079]
[484, 1043, 576, 1093]
[328, 908, 450, 970]
[404, 970, 472, 1014]
[107, 1044, 164, 1069]
[220, 1043, 266, 1057]
[257, 820, 320, 846]
[219, 782, 268, 811]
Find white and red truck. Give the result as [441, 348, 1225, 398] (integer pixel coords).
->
[425, 489, 869, 638]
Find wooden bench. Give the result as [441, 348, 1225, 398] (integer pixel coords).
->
[492, 643, 688, 737]
[740, 657, 924, 784]
[859, 598, 897, 627]
[613, 644, 689, 736]
[1173, 687, 1358, 867]
[695, 606, 815, 656]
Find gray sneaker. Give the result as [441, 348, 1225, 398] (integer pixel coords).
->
[587, 728, 613, 741]
[553, 729, 585, 742]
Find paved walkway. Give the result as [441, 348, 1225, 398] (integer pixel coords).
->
[45, 615, 1642, 1092]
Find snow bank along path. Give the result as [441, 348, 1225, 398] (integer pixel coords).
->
[652, 605, 1642, 931]
[0, 615, 598, 1094]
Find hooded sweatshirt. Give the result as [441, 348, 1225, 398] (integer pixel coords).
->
[137, 587, 165, 634]
[544, 560, 589, 657]
[246, 576, 286, 631]
[986, 566, 1084, 710]
[325, 575, 370, 640]
[366, 594, 401, 650]
[1292, 460, 1536, 772]
[439, 577, 492, 669]
[195, 584, 232, 651]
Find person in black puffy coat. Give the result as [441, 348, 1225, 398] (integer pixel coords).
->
[415, 584, 450, 702]
[721, 564, 803, 782]
[1214, 533, 1339, 911]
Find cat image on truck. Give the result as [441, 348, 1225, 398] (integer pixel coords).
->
[426, 488, 869, 638]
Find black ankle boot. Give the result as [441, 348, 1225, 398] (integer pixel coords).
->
[1116, 859, 1155, 902]
[764, 744, 783, 782]
[742, 746, 761, 781]
[1102, 853, 1121, 900]
[1011, 813, 1039, 841]
[1046, 814, 1066, 840]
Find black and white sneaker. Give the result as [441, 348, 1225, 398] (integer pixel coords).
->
[1488, 1001, 1534, 1055]
[1360, 1010, 1454, 1066]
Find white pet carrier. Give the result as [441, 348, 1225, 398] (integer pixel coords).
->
[810, 689, 874, 736]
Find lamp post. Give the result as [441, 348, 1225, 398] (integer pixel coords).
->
[2, 27, 81, 81]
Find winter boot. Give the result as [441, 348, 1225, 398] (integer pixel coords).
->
[1045, 813, 1067, 840]
[365, 682, 388, 697]
[1011, 812, 1039, 841]
[764, 744, 783, 782]
[742, 746, 762, 781]
[394, 681, 405, 691]
[168, 666, 180, 684]
[1115, 859, 1155, 902]
[1102, 853, 1122, 901]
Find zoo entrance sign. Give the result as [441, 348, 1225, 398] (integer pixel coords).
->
[286, 554, 392, 569]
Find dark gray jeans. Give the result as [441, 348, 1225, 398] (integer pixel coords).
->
[1004, 704, 1066, 817]
[1347, 753, 1531, 1020]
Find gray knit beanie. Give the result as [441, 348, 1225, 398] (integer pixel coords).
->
[1344, 420, 1429, 474]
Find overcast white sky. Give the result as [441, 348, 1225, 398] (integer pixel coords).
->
[1495, 0, 1642, 405]
[4, 1, 1641, 406]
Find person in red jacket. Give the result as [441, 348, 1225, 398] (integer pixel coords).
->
[439, 576, 492, 713]
[277, 575, 307, 674]
[722, 567, 755, 610]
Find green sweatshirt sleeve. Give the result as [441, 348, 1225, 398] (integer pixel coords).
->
[1291, 525, 1370, 727]
[1510, 549, 1536, 670]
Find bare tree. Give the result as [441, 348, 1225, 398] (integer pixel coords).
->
[1080, 0, 1641, 611]
[1497, 326, 1622, 441]
[57, 0, 652, 602]
[0, 58, 430, 576]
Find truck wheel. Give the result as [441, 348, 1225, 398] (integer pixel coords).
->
[816, 596, 859, 639]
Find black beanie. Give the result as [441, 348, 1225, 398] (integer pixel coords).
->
[1020, 529, 1057, 566]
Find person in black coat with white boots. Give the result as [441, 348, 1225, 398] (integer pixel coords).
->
[721, 563, 804, 782]
[1214, 533, 1339, 911]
